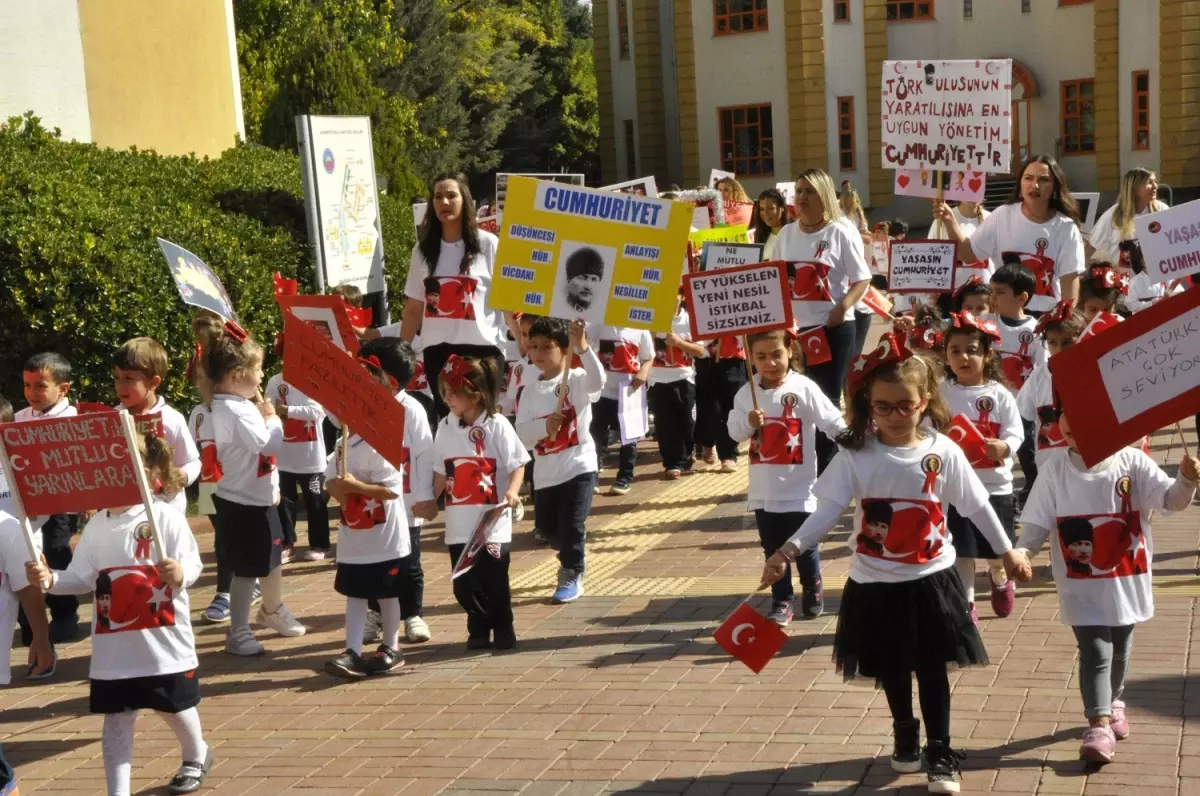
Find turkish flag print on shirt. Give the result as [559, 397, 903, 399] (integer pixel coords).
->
[713, 601, 787, 673]
[536, 404, 580, 456]
[93, 565, 176, 635]
[444, 457, 499, 506]
[198, 442, 223, 483]
[1057, 512, 1149, 580]
[599, 339, 640, 374]
[750, 415, 804, 466]
[788, 261, 833, 302]
[342, 494, 387, 530]
[855, 498, 946, 565]
[425, 276, 478, 320]
[653, 337, 691, 368]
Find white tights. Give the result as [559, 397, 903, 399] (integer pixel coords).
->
[955, 557, 1008, 606]
[102, 707, 207, 796]
[345, 597, 401, 654]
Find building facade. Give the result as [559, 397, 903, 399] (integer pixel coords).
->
[595, 0, 1200, 212]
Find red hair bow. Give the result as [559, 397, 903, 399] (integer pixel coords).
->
[1090, 265, 1130, 294]
[953, 274, 985, 299]
[359, 354, 399, 390]
[273, 272, 299, 297]
[908, 325, 943, 351]
[441, 354, 474, 393]
[1033, 299, 1076, 336]
[224, 321, 248, 344]
[948, 311, 1001, 343]
[848, 332, 913, 396]
[186, 342, 202, 381]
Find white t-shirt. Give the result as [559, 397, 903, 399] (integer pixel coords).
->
[14, 397, 76, 422]
[727, 371, 846, 513]
[132, 399, 200, 516]
[1123, 272, 1181, 314]
[1019, 447, 1172, 626]
[211, 394, 282, 507]
[968, 203, 1085, 313]
[325, 434, 408, 563]
[51, 503, 201, 681]
[811, 433, 999, 584]
[650, 310, 697, 385]
[188, 403, 221, 516]
[939, 381, 1024, 495]
[0, 510, 41, 685]
[402, 233, 506, 349]
[984, 313, 1045, 393]
[762, 231, 779, 261]
[951, 208, 996, 288]
[1088, 201, 1168, 266]
[266, 374, 327, 475]
[1015, 364, 1068, 467]
[591, 325, 654, 400]
[515, 347, 606, 488]
[397, 390, 435, 528]
[501, 354, 535, 418]
[433, 414, 530, 545]
[773, 219, 872, 328]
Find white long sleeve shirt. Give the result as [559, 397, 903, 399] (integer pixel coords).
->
[266, 374, 327, 475]
[515, 347, 606, 488]
[939, 381, 1024, 495]
[211, 394, 282, 507]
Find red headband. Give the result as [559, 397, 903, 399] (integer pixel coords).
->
[953, 274, 986, 300]
[224, 321, 248, 344]
[441, 354, 474, 393]
[947, 311, 1002, 343]
[1033, 299, 1077, 337]
[848, 332, 914, 396]
[357, 354, 399, 391]
[1090, 265, 1130, 295]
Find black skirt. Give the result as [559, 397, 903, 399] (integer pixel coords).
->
[335, 558, 406, 600]
[90, 670, 201, 714]
[949, 493, 1016, 560]
[212, 494, 283, 578]
[832, 567, 988, 685]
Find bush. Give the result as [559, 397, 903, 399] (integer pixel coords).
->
[0, 114, 416, 408]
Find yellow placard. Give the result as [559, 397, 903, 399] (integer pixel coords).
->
[688, 224, 751, 248]
[492, 177, 693, 332]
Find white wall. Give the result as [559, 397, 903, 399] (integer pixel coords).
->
[609, 0, 639, 179]
[1118, 0, 1159, 177]
[824, 0, 869, 196]
[0, 0, 92, 142]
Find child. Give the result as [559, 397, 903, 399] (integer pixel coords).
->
[205, 323, 305, 655]
[728, 329, 845, 626]
[1010, 412, 1199, 763]
[432, 355, 529, 649]
[589, 325, 654, 493]
[322, 355, 415, 677]
[1017, 303, 1085, 469]
[939, 313, 1024, 623]
[1079, 266, 1123, 324]
[697, 336, 749, 472]
[648, 291, 706, 478]
[27, 435, 213, 796]
[267, 340, 331, 562]
[113, 338, 201, 518]
[1119, 240, 1181, 314]
[515, 318, 605, 603]
[951, 276, 990, 317]
[17, 352, 79, 644]
[761, 333, 1019, 793]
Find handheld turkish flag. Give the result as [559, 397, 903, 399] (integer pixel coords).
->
[862, 286, 894, 319]
[713, 601, 787, 673]
[799, 327, 833, 366]
[1079, 311, 1122, 341]
[947, 414, 990, 468]
[451, 506, 507, 580]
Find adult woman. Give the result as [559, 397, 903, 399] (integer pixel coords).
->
[937, 155, 1084, 313]
[838, 183, 869, 237]
[1087, 167, 1168, 266]
[398, 173, 507, 420]
[715, 176, 750, 204]
[773, 168, 871, 470]
[750, 188, 789, 259]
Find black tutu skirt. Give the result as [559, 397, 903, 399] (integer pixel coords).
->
[949, 493, 1016, 560]
[335, 558, 405, 600]
[832, 567, 988, 685]
[90, 670, 201, 714]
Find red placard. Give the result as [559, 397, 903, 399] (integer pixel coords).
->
[723, 201, 754, 227]
[74, 405, 164, 439]
[1051, 285, 1200, 467]
[276, 294, 361, 355]
[713, 601, 787, 673]
[0, 413, 141, 516]
[683, 261, 794, 341]
[281, 313, 406, 469]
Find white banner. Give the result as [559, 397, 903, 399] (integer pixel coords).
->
[701, 242, 765, 271]
[888, 240, 958, 293]
[1134, 198, 1200, 284]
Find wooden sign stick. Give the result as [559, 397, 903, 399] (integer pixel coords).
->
[119, 410, 166, 562]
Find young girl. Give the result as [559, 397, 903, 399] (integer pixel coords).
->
[728, 329, 845, 626]
[28, 435, 212, 796]
[951, 276, 990, 317]
[1011, 413, 1199, 763]
[515, 318, 605, 604]
[1079, 266, 1124, 324]
[1016, 303, 1084, 469]
[649, 291, 706, 478]
[322, 356, 413, 678]
[433, 355, 529, 649]
[205, 323, 305, 656]
[1118, 240, 1182, 314]
[939, 313, 1024, 623]
[761, 334, 1019, 793]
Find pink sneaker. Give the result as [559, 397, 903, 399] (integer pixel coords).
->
[1079, 726, 1117, 763]
[968, 602, 979, 629]
[1110, 700, 1130, 740]
[990, 579, 1016, 618]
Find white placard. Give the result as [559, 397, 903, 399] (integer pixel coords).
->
[709, 169, 736, 189]
[1098, 304, 1200, 423]
[894, 169, 986, 202]
[888, 240, 958, 293]
[691, 206, 711, 231]
[701, 242, 765, 271]
[683, 262, 793, 340]
[1133, 199, 1200, 284]
[775, 182, 796, 204]
[617, 375, 649, 445]
[601, 176, 660, 197]
[1075, 192, 1101, 234]
[881, 59, 1013, 174]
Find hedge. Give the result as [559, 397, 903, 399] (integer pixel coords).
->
[0, 114, 416, 409]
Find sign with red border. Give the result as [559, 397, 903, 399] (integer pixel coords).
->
[276, 294, 361, 355]
[683, 261, 793, 341]
[888, 239, 958, 294]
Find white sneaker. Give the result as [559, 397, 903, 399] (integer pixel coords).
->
[256, 604, 306, 637]
[405, 616, 431, 643]
[513, 501, 526, 523]
[225, 627, 265, 656]
[301, 548, 329, 562]
[363, 610, 382, 644]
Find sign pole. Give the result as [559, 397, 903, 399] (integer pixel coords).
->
[0, 436, 42, 562]
[742, 335, 760, 412]
[119, 411, 165, 562]
[340, 423, 350, 477]
[295, 115, 327, 294]
[932, 170, 945, 240]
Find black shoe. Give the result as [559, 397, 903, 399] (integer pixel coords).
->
[364, 644, 405, 675]
[167, 746, 214, 794]
[924, 741, 965, 793]
[801, 585, 824, 619]
[493, 625, 517, 651]
[891, 718, 922, 773]
[325, 649, 370, 678]
[49, 614, 79, 644]
[26, 649, 57, 681]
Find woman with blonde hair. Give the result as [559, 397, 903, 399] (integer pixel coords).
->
[1086, 167, 1168, 266]
[715, 176, 750, 203]
[839, 183, 869, 234]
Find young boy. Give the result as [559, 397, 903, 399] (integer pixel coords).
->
[649, 291, 706, 478]
[588, 325, 654, 496]
[113, 338, 201, 518]
[17, 352, 79, 644]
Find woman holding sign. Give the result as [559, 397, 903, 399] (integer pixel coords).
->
[937, 155, 1085, 314]
[773, 168, 871, 470]
[398, 173, 507, 421]
[1086, 167, 1168, 267]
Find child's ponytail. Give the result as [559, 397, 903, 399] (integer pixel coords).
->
[138, 434, 188, 502]
[202, 322, 264, 387]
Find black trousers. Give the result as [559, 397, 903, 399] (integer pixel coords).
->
[649, 380, 696, 471]
[401, 525, 424, 618]
[423, 342, 505, 425]
[1017, 419, 1038, 504]
[534, 472, 596, 574]
[880, 660, 952, 746]
[696, 359, 747, 461]
[800, 321, 856, 473]
[278, 471, 331, 549]
[853, 311, 874, 356]
[755, 510, 820, 604]
[447, 542, 513, 638]
[590, 396, 637, 482]
[19, 513, 77, 639]
[211, 512, 233, 594]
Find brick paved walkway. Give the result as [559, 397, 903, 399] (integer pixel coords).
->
[5, 424, 1199, 794]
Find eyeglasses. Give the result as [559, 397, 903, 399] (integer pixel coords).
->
[870, 401, 919, 417]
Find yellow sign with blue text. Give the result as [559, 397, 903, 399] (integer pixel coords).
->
[492, 177, 693, 332]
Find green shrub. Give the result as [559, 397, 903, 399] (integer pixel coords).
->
[0, 114, 416, 409]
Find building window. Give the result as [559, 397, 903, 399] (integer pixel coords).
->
[624, 120, 636, 177]
[719, 104, 774, 175]
[837, 97, 856, 171]
[714, 0, 768, 35]
[1133, 71, 1150, 151]
[1060, 79, 1096, 155]
[963, 0, 972, 18]
[886, 0, 934, 21]
[1021, 0, 1030, 11]
[617, 0, 630, 59]
[834, 0, 850, 22]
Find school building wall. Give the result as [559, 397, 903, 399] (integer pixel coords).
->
[0, 0, 93, 142]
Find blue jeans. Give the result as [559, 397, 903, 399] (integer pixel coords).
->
[534, 472, 596, 573]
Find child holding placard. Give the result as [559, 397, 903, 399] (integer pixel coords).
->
[589, 325, 654, 492]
